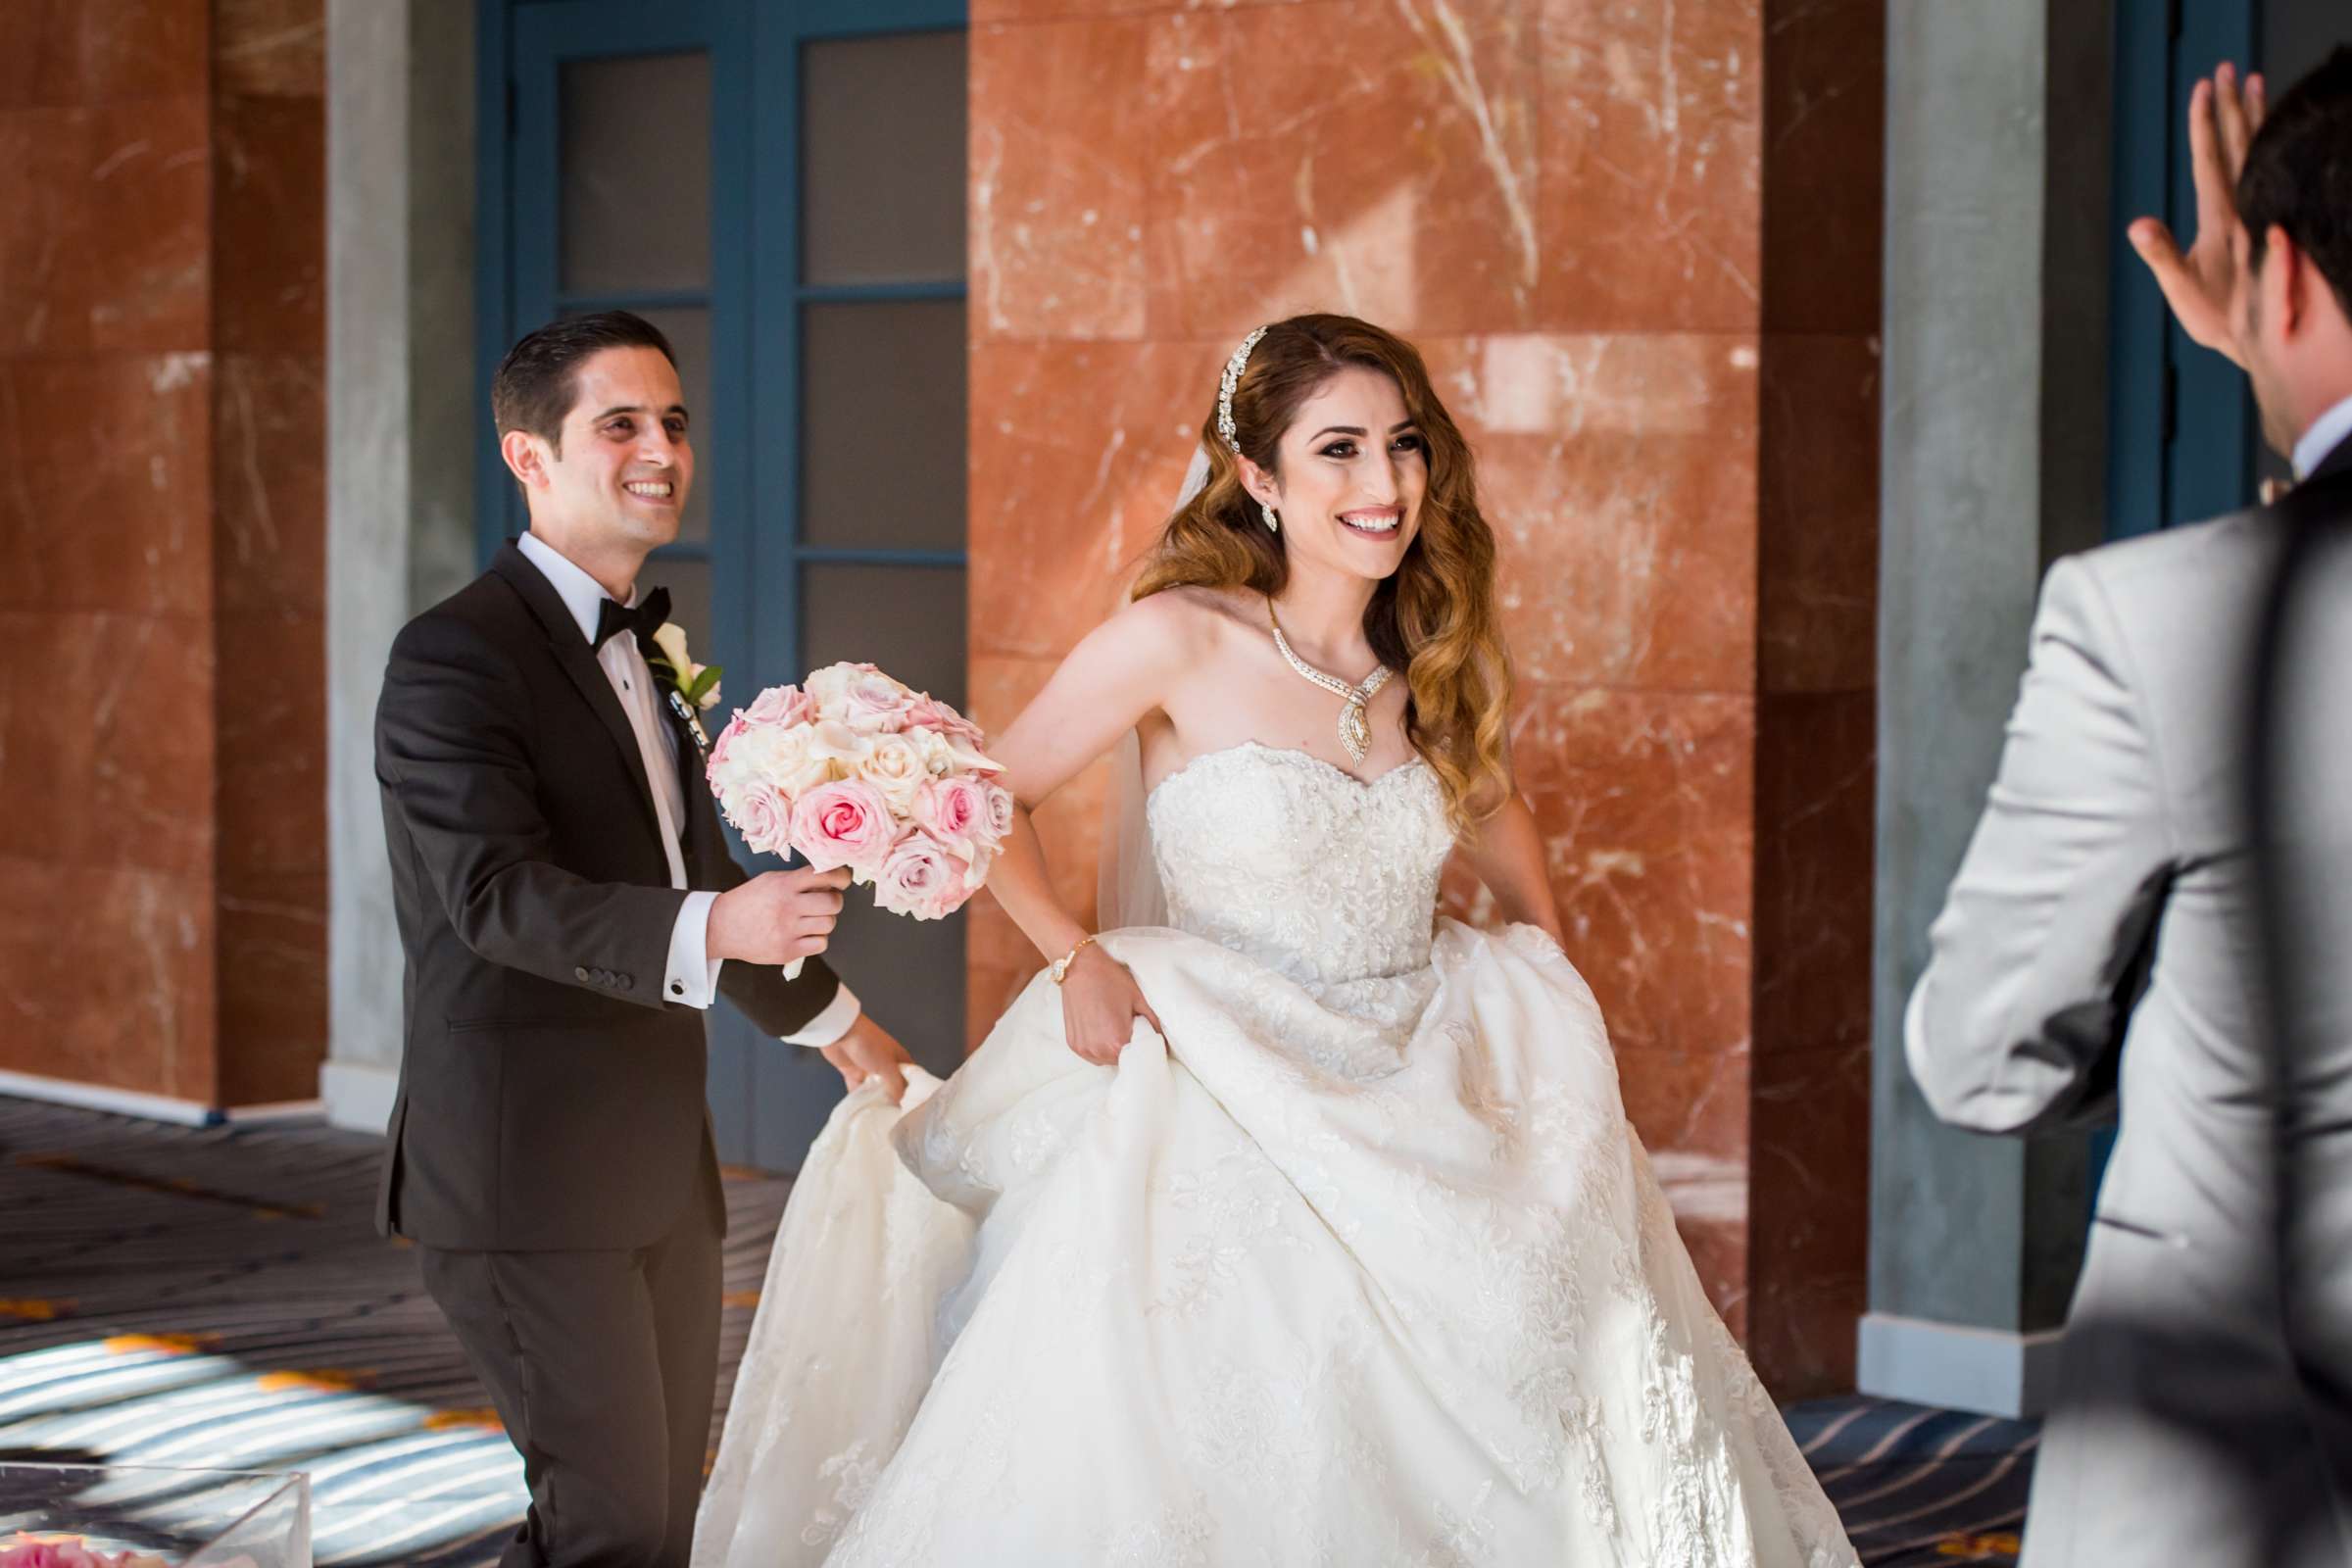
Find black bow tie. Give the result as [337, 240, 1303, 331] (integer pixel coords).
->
[592, 586, 670, 652]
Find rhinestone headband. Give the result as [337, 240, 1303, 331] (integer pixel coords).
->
[1216, 325, 1269, 454]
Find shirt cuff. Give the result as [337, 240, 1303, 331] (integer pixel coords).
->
[781, 984, 862, 1049]
[663, 890, 724, 1007]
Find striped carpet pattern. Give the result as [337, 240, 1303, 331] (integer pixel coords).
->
[0, 1096, 2035, 1564]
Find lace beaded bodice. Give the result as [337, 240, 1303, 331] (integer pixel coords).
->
[1145, 743, 1454, 988]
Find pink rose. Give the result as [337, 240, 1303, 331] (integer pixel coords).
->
[983, 783, 1016, 842]
[718, 780, 793, 857]
[913, 775, 991, 857]
[837, 670, 920, 734]
[905, 695, 986, 746]
[741, 683, 815, 730]
[871, 829, 972, 920]
[790, 779, 897, 874]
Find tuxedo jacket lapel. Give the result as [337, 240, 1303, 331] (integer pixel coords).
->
[489, 543, 666, 853]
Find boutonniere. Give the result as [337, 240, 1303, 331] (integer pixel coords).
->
[647, 622, 722, 753]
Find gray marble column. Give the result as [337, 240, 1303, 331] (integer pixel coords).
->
[323, 0, 477, 1131]
[1864, 0, 2115, 1417]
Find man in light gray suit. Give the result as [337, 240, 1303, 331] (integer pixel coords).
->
[1907, 49, 2352, 1568]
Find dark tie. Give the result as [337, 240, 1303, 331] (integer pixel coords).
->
[592, 585, 670, 652]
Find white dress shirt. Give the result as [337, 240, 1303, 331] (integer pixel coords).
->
[2293, 393, 2352, 480]
[516, 532, 860, 1049]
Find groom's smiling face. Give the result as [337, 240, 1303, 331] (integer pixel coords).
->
[520, 344, 695, 553]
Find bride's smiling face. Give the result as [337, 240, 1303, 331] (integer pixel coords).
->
[1240, 365, 1427, 581]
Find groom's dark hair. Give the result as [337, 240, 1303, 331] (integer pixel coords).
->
[2238, 46, 2352, 322]
[492, 311, 678, 455]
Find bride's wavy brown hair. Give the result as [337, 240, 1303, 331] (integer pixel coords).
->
[1132, 314, 1512, 829]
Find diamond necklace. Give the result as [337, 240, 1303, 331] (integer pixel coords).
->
[1266, 598, 1393, 766]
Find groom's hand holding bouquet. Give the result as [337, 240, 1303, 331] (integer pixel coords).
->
[705, 662, 1012, 1095]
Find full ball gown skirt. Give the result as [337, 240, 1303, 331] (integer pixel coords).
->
[694, 744, 1859, 1567]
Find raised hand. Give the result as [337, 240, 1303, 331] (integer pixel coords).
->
[708, 864, 850, 966]
[817, 1012, 914, 1104]
[1057, 943, 1164, 1066]
[2129, 63, 2269, 366]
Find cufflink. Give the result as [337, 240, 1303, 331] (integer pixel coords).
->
[670, 981, 685, 997]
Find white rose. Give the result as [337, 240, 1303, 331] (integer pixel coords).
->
[803, 662, 871, 716]
[731, 722, 833, 797]
[858, 733, 929, 814]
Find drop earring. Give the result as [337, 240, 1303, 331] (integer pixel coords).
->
[1261, 503, 1280, 535]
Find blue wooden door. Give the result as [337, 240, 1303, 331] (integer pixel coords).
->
[484, 0, 969, 1169]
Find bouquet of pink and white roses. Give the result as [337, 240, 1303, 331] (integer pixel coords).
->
[705, 662, 1012, 923]
[0, 1539, 172, 1568]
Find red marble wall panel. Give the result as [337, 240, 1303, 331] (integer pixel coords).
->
[1758, 332, 1879, 694]
[1498, 686, 1755, 1057]
[1142, 3, 1541, 340]
[1427, 332, 1760, 691]
[0, 95, 212, 356]
[1743, 0, 1884, 1387]
[1760, 0, 1886, 336]
[970, 18, 1154, 340]
[0, 355, 215, 615]
[208, 0, 326, 1105]
[1752, 693, 1874, 1063]
[1747, 1039, 1872, 1392]
[0, 0, 326, 1107]
[1536, 0, 1764, 333]
[213, 609, 324, 874]
[0, 0, 209, 109]
[213, 93, 324, 356]
[214, 865, 326, 1104]
[0, 858, 214, 1099]
[213, 354, 324, 614]
[0, 609, 215, 883]
[968, 338, 1220, 662]
[212, 0, 325, 98]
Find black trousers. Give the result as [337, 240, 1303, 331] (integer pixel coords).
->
[420, 1200, 722, 1568]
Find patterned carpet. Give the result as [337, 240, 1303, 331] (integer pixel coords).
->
[0, 1095, 2034, 1564]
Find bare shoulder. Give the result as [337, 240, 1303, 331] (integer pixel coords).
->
[1090, 585, 1252, 662]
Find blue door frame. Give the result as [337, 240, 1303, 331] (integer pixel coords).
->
[477, 0, 968, 1168]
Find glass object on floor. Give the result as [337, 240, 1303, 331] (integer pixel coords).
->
[0, 1461, 310, 1568]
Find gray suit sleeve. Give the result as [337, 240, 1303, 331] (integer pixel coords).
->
[1905, 555, 2176, 1134]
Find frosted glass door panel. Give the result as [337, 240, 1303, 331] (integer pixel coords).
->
[801, 301, 966, 551]
[561, 52, 712, 293]
[803, 31, 966, 286]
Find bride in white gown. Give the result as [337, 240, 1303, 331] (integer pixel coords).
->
[695, 315, 1858, 1568]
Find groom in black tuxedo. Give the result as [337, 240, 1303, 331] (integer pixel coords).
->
[374, 311, 912, 1568]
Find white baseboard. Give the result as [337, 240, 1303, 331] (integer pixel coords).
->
[0, 1069, 222, 1126]
[319, 1059, 399, 1135]
[1857, 1310, 2066, 1419]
